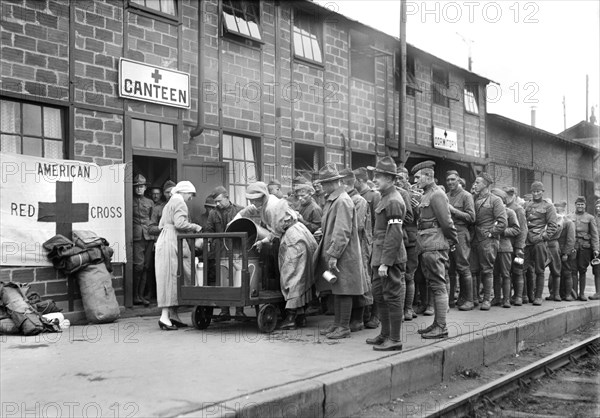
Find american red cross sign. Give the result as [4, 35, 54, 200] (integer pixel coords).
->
[0, 152, 126, 266]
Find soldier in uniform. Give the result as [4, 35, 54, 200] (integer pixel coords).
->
[396, 165, 418, 320]
[568, 196, 599, 300]
[591, 199, 600, 300]
[132, 174, 154, 306]
[314, 164, 365, 339]
[364, 157, 406, 351]
[412, 161, 457, 339]
[341, 168, 373, 332]
[504, 187, 528, 306]
[545, 200, 567, 302]
[554, 201, 576, 301]
[471, 173, 507, 310]
[267, 179, 284, 199]
[490, 188, 520, 308]
[524, 181, 558, 305]
[446, 170, 476, 310]
[294, 182, 322, 235]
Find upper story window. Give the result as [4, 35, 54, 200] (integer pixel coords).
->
[464, 83, 479, 114]
[1, 99, 66, 159]
[222, 133, 260, 206]
[222, 0, 262, 43]
[293, 11, 323, 64]
[350, 30, 375, 83]
[131, 118, 175, 151]
[130, 0, 177, 16]
[432, 66, 449, 107]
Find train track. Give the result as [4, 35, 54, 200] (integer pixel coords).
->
[429, 335, 600, 418]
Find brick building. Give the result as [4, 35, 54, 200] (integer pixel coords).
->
[487, 113, 597, 208]
[0, 0, 412, 314]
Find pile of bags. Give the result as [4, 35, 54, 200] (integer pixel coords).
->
[0, 283, 63, 335]
[43, 230, 120, 324]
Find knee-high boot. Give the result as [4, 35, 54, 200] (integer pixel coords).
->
[550, 275, 561, 301]
[589, 273, 600, 300]
[480, 273, 493, 310]
[458, 272, 474, 310]
[533, 273, 545, 305]
[525, 269, 535, 303]
[512, 270, 524, 305]
[404, 279, 415, 319]
[578, 272, 588, 301]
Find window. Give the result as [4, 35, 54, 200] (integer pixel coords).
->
[222, 0, 262, 42]
[293, 11, 323, 64]
[1, 99, 66, 159]
[295, 143, 324, 180]
[432, 67, 449, 107]
[130, 0, 177, 16]
[222, 134, 259, 206]
[464, 83, 479, 114]
[131, 118, 175, 151]
[518, 168, 535, 198]
[350, 31, 375, 83]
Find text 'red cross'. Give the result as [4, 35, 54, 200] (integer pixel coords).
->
[151, 69, 162, 83]
[38, 181, 89, 239]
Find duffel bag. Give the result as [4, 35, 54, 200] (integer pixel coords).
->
[0, 282, 45, 335]
[77, 263, 120, 324]
[0, 305, 19, 335]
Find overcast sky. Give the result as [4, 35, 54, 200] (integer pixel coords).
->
[316, 0, 600, 135]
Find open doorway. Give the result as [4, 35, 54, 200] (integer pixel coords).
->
[352, 152, 376, 170]
[294, 143, 324, 182]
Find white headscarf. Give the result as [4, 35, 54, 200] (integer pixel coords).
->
[171, 180, 196, 194]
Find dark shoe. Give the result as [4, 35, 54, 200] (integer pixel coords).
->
[349, 320, 364, 332]
[170, 319, 188, 328]
[295, 314, 307, 328]
[142, 298, 150, 307]
[319, 323, 337, 335]
[480, 301, 491, 311]
[213, 311, 231, 322]
[533, 298, 543, 306]
[551, 294, 561, 302]
[578, 294, 588, 301]
[417, 322, 436, 335]
[423, 305, 434, 316]
[421, 324, 448, 339]
[364, 317, 380, 329]
[458, 301, 474, 311]
[491, 298, 502, 307]
[502, 299, 511, 308]
[373, 339, 403, 351]
[133, 299, 144, 306]
[511, 297, 523, 306]
[589, 293, 600, 300]
[522, 296, 529, 304]
[366, 334, 387, 345]
[158, 320, 177, 331]
[280, 314, 297, 330]
[404, 311, 413, 321]
[564, 294, 575, 302]
[327, 327, 351, 339]
[415, 305, 426, 315]
[305, 305, 321, 316]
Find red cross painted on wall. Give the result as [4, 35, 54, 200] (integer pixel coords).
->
[151, 69, 162, 83]
[38, 181, 89, 239]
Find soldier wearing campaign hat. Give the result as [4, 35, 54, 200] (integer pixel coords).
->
[524, 181, 558, 305]
[132, 173, 154, 306]
[364, 157, 407, 350]
[412, 160, 457, 339]
[567, 196, 599, 300]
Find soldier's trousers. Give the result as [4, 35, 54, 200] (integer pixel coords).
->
[560, 251, 576, 299]
[546, 240, 561, 295]
[493, 252, 512, 302]
[449, 228, 473, 304]
[419, 251, 448, 327]
[372, 264, 406, 341]
[525, 241, 548, 299]
[573, 247, 592, 295]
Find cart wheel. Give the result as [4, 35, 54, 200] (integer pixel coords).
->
[191, 306, 213, 330]
[257, 304, 278, 333]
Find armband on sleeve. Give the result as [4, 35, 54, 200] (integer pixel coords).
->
[388, 218, 403, 225]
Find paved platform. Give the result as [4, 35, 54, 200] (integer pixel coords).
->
[1, 293, 599, 418]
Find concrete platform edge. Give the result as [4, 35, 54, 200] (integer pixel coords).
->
[174, 304, 599, 418]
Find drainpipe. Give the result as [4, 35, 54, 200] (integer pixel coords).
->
[399, 0, 407, 163]
[190, 0, 205, 138]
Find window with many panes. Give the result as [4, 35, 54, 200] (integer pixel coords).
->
[293, 11, 323, 64]
[131, 118, 175, 151]
[222, 0, 262, 42]
[350, 31, 375, 83]
[0, 99, 66, 159]
[432, 67, 449, 107]
[222, 133, 259, 206]
[464, 83, 479, 114]
[130, 0, 176, 16]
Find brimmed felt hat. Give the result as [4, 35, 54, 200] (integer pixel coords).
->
[368, 156, 398, 177]
[245, 181, 269, 199]
[133, 174, 147, 186]
[410, 160, 435, 175]
[317, 163, 345, 183]
[212, 186, 228, 196]
[340, 168, 355, 179]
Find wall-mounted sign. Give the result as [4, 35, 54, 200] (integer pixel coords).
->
[119, 58, 190, 109]
[433, 126, 458, 152]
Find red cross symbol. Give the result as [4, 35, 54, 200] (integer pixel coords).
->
[151, 69, 162, 83]
[38, 181, 89, 239]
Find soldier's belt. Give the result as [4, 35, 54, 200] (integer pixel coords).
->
[417, 220, 439, 230]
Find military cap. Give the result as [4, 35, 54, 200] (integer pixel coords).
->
[268, 179, 281, 187]
[293, 175, 310, 185]
[575, 196, 587, 204]
[163, 180, 176, 192]
[396, 164, 409, 175]
[133, 174, 147, 186]
[339, 168, 355, 179]
[204, 195, 217, 208]
[294, 182, 315, 193]
[490, 188, 508, 204]
[368, 156, 398, 177]
[353, 167, 369, 181]
[148, 186, 162, 193]
[212, 186, 228, 197]
[478, 172, 494, 186]
[410, 160, 435, 175]
[446, 170, 459, 178]
[530, 181, 544, 192]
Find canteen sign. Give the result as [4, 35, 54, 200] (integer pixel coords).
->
[119, 58, 190, 109]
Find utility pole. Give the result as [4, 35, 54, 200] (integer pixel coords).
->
[586, 74, 589, 122]
[563, 96, 567, 131]
[456, 32, 474, 71]
[399, 0, 407, 163]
